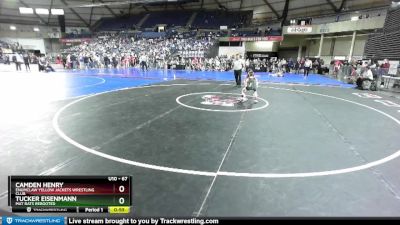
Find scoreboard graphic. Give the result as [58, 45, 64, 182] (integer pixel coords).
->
[8, 176, 132, 214]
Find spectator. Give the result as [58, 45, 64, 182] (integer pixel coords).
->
[334, 59, 343, 78]
[379, 59, 390, 87]
[38, 56, 46, 72]
[356, 66, 374, 90]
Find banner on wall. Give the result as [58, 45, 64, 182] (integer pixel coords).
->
[48, 32, 61, 38]
[252, 53, 269, 58]
[287, 26, 313, 34]
[334, 56, 346, 60]
[228, 36, 284, 42]
[60, 38, 91, 43]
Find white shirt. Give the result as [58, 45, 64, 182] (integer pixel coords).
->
[364, 69, 373, 80]
[304, 60, 312, 67]
[139, 55, 147, 62]
[233, 59, 243, 70]
[15, 54, 24, 63]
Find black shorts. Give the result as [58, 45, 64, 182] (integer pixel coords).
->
[246, 87, 256, 91]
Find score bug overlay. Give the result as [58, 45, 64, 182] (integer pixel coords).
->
[1, 217, 220, 225]
[8, 176, 132, 214]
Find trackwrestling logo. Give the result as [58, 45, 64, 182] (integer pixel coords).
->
[200, 95, 241, 107]
[2, 217, 64, 225]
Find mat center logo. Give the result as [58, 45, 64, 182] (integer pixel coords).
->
[201, 95, 241, 107]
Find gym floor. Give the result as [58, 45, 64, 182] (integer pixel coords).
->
[1, 68, 400, 217]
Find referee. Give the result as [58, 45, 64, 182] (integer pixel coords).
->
[233, 55, 244, 87]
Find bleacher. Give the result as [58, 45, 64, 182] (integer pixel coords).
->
[96, 14, 144, 31]
[232, 30, 259, 37]
[230, 29, 282, 37]
[0, 40, 11, 49]
[141, 11, 193, 28]
[95, 10, 253, 31]
[63, 33, 92, 39]
[364, 32, 382, 58]
[364, 7, 400, 60]
[136, 31, 166, 39]
[383, 7, 400, 33]
[199, 30, 228, 38]
[192, 10, 252, 29]
[0, 40, 21, 54]
[169, 30, 197, 38]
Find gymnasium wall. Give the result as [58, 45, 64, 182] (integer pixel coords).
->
[245, 41, 279, 52]
[305, 35, 367, 60]
[44, 38, 63, 55]
[218, 46, 245, 57]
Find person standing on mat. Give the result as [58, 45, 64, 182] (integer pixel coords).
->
[233, 55, 244, 87]
[15, 52, 23, 71]
[139, 53, 148, 71]
[241, 70, 259, 103]
[23, 52, 30, 72]
[304, 58, 312, 78]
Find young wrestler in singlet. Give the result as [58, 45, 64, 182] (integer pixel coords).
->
[241, 70, 259, 103]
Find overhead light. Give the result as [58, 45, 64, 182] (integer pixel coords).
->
[35, 8, 49, 15]
[33, 27, 40, 32]
[392, 1, 400, 6]
[51, 9, 64, 15]
[351, 16, 359, 21]
[10, 25, 16, 30]
[19, 7, 34, 14]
